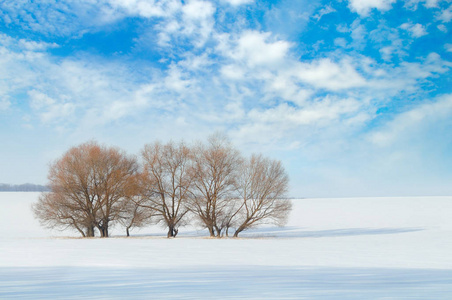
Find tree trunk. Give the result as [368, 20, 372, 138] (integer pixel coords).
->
[86, 225, 95, 237]
[98, 219, 109, 237]
[167, 226, 174, 238]
[214, 226, 222, 238]
[126, 227, 130, 237]
[207, 226, 215, 237]
[233, 225, 245, 237]
[167, 225, 179, 238]
[99, 226, 109, 237]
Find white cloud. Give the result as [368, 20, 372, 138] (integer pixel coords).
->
[156, 20, 181, 47]
[365, 53, 451, 97]
[424, 0, 441, 7]
[295, 58, 367, 91]
[107, 0, 169, 18]
[178, 53, 213, 71]
[154, 0, 216, 48]
[369, 23, 406, 61]
[446, 43, 452, 52]
[221, 64, 245, 80]
[229, 93, 373, 160]
[348, 0, 396, 16]
[0, 33, 58, 52]
[0, 33, 157, 129]
[181, 0, 216, 46]
[183, 0, 215, 19]
[0, 0, 184, 38]
[28, 90, 76, 124]
[223, 0, 254, 5]
[336, 19, 368, 50]
[405, 52, 451, 77]
[334, 38, 348, 48]
[164, 64, 194, 92]
[2, 27, 449, 140]
[369, 95, 452, 147]
[437, 24, 448, 32]
[263, 0, 317, 39]
[0, 35, 48, 103]
[0, 25, 450, 174]
[380, 46, 397, 60]
[405, 0, 442, 9]
[248, 97, 362, 127]
[101, 95, 151, 122]
[28, 90, 55, 110]
[222, 31, 292, 68]
[437, 4, 452, 22]
[213, 29, 450, 135]
[264, 75, 313, 106]
[313, 5, 336, 21]
[400, 22, 428, 38]
[350, 20, 367, 49]
[18, 40, 59, 51]
[0, 0, 120, 36]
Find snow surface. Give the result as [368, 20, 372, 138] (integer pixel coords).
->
[1, 192, 452, 299]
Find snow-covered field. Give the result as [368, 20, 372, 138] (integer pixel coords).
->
[1, 192, 452, 299]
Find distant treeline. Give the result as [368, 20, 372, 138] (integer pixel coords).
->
[0, 183, 50, 192]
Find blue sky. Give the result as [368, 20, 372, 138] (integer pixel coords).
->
[0, 0, 451, 197]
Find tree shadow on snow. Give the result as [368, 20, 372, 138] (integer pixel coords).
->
[110, 227, 424, 239]
[238, 226, 424, 239]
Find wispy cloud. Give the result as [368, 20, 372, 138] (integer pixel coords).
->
[313, 5, 336, 21]
[437, 4, 452, 22]
[222, 0, 254, 6]
[0, 0, 451, 196]
[369, 95, 452, 147]
[405, 0, 443, 9]
[400, 22, 428, 38]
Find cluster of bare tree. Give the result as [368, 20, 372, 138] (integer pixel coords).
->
[33, 135, 292, 238]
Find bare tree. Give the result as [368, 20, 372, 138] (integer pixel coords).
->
[189, 134, 242, 237]
[32, 141, 139, 237]
[33, 192, 94, 237]
[215, 197, 242, 237]
[233, 154, 291, 237]
[140, 141, 192, 237]
[118, 195, 154, 237]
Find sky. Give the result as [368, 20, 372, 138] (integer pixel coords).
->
[0, 0, 451, 197]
